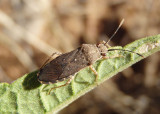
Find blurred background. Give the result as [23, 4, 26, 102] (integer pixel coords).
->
[0, 0, 160, 114]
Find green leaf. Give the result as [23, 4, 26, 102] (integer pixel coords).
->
[0, 35, 160, 114]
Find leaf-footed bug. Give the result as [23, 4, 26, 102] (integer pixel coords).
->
[37, 19, 143, 94]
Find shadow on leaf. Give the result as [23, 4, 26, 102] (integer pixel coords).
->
[22, 70, 41, 90]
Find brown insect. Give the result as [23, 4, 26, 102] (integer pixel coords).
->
[37, 42, 111, 94]
[37, 19, 143, 94]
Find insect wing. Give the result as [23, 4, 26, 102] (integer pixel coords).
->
[60, 48, 89, 78]
[38, 48, 82, 83]
[38, 59, 63, 83]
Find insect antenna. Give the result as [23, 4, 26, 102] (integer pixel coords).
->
[106, 18, 125, 45]
[108, 49, 144, 57]
[102, 19, 143, 57]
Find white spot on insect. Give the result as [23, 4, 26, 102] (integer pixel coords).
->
[138, 41, 160, 53]
[75, 59, 77, 61]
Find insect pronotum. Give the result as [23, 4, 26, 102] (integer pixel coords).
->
[37, 19, 143, 94]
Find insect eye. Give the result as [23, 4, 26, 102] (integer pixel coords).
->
[101, 53, 106, 56]
[96, 43, 100, 47]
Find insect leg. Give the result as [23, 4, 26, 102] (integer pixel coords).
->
[101, 55, 123, 60]
[89, 65, 98, 82]
[40, 52, 62, 69]
[48, 76, 74, 95]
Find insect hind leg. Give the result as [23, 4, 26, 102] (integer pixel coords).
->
[48, 76, 74, 95]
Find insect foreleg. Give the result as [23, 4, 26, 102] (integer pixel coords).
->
[101, 55, 123, 60]
[89, 65, 98, 82]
